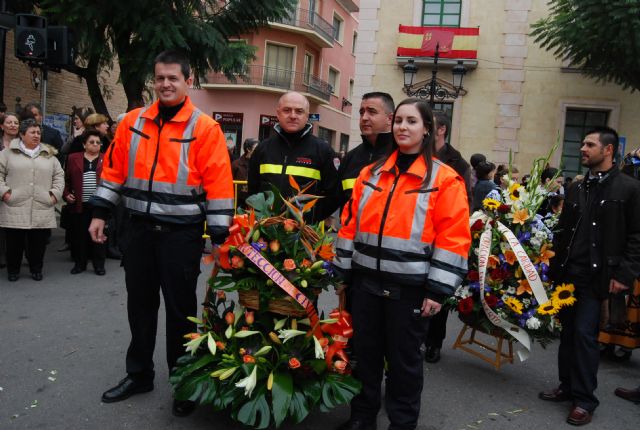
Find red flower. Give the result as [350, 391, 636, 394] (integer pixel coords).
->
[231, 256, 244, 269]
[301, 259, 312, 268]
[333, 360, 347, 374]
[243, 355, 256, 364]
[467, 270, 479, 281]
[490, 267, 510, 281]
[470, 219, 484, 232]
[244, 311, 254, 325]
[288, 357, 301, 369]
[484, 294, 498, 308]
[283, 219, 297, 232]
[215, 341, 226, 350]
[224, 312, 235, 325]
[458, 297, 474, 315]
[498, 204, 511, 213]
[283, 259, 296, 271]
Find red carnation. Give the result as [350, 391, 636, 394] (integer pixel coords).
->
[467, 270, 479, 281]
[484, 294, 498, 308]
[470, 219, 484, 232]
[498, 204, 511, 213]
[458, 297, 474, 315]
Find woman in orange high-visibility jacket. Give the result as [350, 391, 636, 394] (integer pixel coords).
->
[334, 99, 471, 430]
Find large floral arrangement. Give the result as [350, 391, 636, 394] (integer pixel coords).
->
[449, 153, 576, 349]
[170, 179, 360, 429]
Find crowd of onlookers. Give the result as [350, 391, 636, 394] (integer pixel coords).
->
[0, 103, 122, 281]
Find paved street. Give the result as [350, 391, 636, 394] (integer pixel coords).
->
[1, 228, 638, 430]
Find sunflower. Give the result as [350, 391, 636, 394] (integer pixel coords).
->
[504, 297, 524, 315]
[508, 183, 521, 201]
[483, 198, 501, 210]
[551, 283, 577, 308]
[537, 300, 561, 315]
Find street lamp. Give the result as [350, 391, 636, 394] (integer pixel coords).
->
[402, 43, 467, 108]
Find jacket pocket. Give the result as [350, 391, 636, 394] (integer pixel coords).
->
[5, 188, 27, 206]
[33, 189, 54, 208]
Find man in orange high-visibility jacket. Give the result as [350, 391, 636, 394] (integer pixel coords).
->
[88, 51, 234, 417]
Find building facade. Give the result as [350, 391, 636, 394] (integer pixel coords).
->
[190, 0, 359, 155]
[351, 0, 640, 178]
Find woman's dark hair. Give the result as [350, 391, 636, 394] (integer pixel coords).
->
[470, 153, 486, 168]
[74, 106, 95, 124]
[372, 98, 435, 185]
[81, 129, 102, 145]
[475, 160, 496, 180]
[19, 118, 41, 135]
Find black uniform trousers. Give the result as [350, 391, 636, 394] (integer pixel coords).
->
[70, 211, 106, 270]
[350, 281, 430, 430]
[424, 308, 448, 349]
[122, 219, 202, 382]
[5, 228, 49, 274]
[557, 286, 602, 412]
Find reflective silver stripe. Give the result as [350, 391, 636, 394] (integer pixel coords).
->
[336, 237, 354, 253]
[100, 179, 123, 191]
[333, 256, 352, 270]
[207, 214, 232, 227]
[94, 187, 120, 204]
[175, 110, 201, 186]
[431, 247, 468, 271]
[207, 198, 235, 211]
[428, 266, 463, 288]
[127, 177, 204, 196]
[409, 160, 441, 242]
[127, 109, 148, 179]
[355, 231, 431, 255]
[353, 252, 430, 274]
[356, 171, 381, 233]
[123, 197, 203, 216]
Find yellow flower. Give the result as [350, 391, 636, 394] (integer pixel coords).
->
[537, 300, 561, 315]
[551, 283, 577, 308]
[512, 208, 529, 225]
[483, 198, 501, 211]
[504, 297, 524, 315]
[508, 183, 521, 201]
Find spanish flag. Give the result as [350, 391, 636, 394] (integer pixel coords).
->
[397, 25, 479, 59]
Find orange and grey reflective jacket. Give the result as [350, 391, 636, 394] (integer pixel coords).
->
[334, 150, 471, 297]
[90, 97, 234, 238]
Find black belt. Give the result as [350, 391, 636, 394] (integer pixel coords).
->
[130, 216, 201, 232]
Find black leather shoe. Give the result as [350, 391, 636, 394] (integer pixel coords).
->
[95, 268, 106, 276]
[101, 377, 154, 403]
[70, 266, 85, 274]
[614, 386, 640, 403]
[424, 346, 441, 363]
[8, 273, 19, 282]
[336, 418, 376, 430]
[31, 272, 43, 281]
[172, 399, 196, 417]
[538, 387, 571, 402]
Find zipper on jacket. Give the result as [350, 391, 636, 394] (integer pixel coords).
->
[376, 172, 400, 272]
[146, 122, 164, 214]
[280, 155, 288, 186]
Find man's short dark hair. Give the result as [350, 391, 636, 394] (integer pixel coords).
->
[20, 102, 42, 121]
[433, 111, 451, 139]
[585, 126, 619, 155]
[82, 129, 102, 144]
[541, 167, 559, 183]
[470, 153, 486, 168]
[154, 50, 191, 79]
[362, 92, 394, 113]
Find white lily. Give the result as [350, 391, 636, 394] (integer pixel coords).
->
[313, 336, 325, 359]
[235, 365, 258, 397]
[277, 329, 306, 343]
[183, 335, 205, 356]
[273, 317, 287, 331]
[207, 333, 217, 356]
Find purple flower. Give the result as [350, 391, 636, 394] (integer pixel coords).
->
[541, 274, 549, 282]
[251, 241, 266, 252]
[540, 263, 549, 274]
[518, 231, 531, 242]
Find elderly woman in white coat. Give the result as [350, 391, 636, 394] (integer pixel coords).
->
[0, 118, 64, 281]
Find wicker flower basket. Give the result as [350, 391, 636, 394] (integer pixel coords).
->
[239, 289, 308, 318]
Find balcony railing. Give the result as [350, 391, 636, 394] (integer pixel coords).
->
[205, 65, 332, 102]
[272, 8, 335, 44]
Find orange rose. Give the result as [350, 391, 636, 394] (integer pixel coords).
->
[231, 256, 244, 269]
[301, 259, 312, 268]
[334, 360, 347, 374]
[283, 259, 296, 271]
[224, 312, 235, 325]
[283, 219, 297, 232]
[288, 357, 301, 369]
[215, 341, 226, 350]
[184, 333, 200, 340]
[245, 311, 255, 325]
[269, 240, 280, 253]
[243, 355, 256, 364]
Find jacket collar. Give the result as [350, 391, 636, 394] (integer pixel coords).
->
[378, 149, 429, 178]
[360, 132, 393, 149]
[9, 138, 55, 157]
[141, 96, 195, 122]
[274, 123, 313, 141]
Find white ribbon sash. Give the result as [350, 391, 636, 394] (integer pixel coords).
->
[474, 214, 551, 362]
